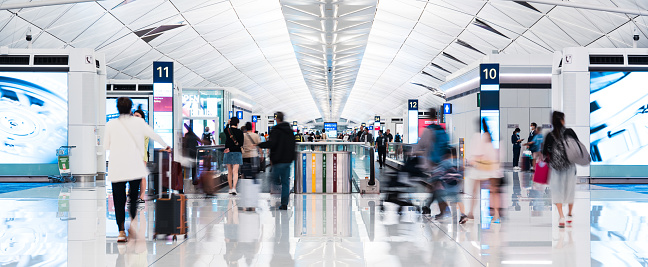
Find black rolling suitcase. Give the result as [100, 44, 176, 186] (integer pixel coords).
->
[521, 150, 532, 171]
[154, 151, 188, 241]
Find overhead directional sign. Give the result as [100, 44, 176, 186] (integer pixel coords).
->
[443, 103, 452, 114]
[236, 111, 243, 120]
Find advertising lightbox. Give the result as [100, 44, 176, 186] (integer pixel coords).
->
[590, 72, 648, 171]
[0, 72, 68, 164]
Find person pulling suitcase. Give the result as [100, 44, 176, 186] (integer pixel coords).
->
[240, 122, 262, 211]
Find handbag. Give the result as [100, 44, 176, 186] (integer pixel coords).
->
[563, 134, 591, 166]
[532, 159, 550, 184]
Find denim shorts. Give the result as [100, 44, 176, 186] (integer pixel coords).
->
[223, 152, 243, 165]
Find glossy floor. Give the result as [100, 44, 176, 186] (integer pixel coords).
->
[1, 171, 647, 266]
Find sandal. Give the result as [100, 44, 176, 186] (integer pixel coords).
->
[117, 231, 127, 242]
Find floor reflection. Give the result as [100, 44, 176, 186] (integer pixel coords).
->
[3, 170, 648, 266]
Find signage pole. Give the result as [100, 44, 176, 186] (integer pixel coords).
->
[407, 99, 418, 144]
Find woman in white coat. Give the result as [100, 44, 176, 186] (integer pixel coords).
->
[104, 97, 171, 242]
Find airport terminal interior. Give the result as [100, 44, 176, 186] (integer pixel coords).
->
[2, 0, 648, 266]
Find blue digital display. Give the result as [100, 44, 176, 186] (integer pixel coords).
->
[323, 122, 337, 138]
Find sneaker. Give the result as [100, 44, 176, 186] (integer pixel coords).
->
[279, 205, 288, 210]
[117, 231, 127, 242]
[558, 217, 565, 228]
[566, 215, 573, 227]
[232, 189, 237, 195]
[228, 189, 233, 194]
[459, 214, 469, 224]
[137, 198, 145, 204]
[421, 206, 431, 215]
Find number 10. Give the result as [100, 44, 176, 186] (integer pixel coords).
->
[157, 66, 169, 78]
[483, 68, 497, 80]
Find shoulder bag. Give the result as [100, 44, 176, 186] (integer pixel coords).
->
[225, 128, 238, 153]
[563, 130, 591, 166]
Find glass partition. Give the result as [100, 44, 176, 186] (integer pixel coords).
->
[196, 145, 227, 178]
[296, 142, 374, 192]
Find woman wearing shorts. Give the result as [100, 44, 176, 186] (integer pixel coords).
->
[224, 117, 244, 195]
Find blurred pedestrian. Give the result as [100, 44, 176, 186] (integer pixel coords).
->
[543, 111, 578, 228]
[415, 108, 451, 215]
[466, 118, 502, 223]
[182, 124, 201, 184]
[224, 117, 244, 195]
[258, 112, 296, 210]
[104, 97, 170, 242]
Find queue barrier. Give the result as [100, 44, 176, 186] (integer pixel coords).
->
[295, 151, 352, 194]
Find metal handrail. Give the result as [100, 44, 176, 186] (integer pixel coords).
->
[296, 142, 367, 145]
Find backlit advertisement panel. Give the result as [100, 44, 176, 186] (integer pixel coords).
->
[590, 72, 648, 167]
[0, 72, 68, 164]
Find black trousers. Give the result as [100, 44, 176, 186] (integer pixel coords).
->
[112, 179, 141, 231]
[513, 146, 521, 167]
[377, 147, 387, 167]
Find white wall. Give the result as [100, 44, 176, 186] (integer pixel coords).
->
[447, 93, 480, 149]
[500, 89, 552, 166]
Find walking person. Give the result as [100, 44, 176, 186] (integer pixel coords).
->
[375, 130, 388, 169]
[385, 129, 394, 142]
[415, 108, 451, 216]
[132, 109, 149, 203]
[182, 125, 201, 184]
[202, 126, 215, 145]
[104, 97, 170, 242]
[224, 117, 244, 195]
[511, 128, 524, 171]
[242, 122, 262, 172]
[543, 111, 578, 228]
[466, 118, 502, 223]
[258, 112, 296, 210]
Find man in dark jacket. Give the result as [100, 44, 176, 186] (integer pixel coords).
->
[258, 112, 295, 210]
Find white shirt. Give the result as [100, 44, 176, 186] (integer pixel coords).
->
[104, 115, 168, 183]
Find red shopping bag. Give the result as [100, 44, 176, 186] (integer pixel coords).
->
[532, 159, 550, 184]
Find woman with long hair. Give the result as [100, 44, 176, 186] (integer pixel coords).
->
[466, 118, 503, 223]
[542, 111, 578, 228]
[223, 117, 244, 195]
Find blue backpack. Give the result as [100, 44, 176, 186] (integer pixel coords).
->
[427, 124, 450, 164]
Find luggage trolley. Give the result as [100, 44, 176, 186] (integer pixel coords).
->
[49, 146, 76, 183]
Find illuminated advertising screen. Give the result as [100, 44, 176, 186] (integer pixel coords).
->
[0, 72, 67, 164]
[106, 97, 148, 122]
[590, 72, 648, 176]
[480, 110, 500, 149]
[324, 122, 337, 138]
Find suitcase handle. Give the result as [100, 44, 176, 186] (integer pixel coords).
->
[159, 150, 173, 200]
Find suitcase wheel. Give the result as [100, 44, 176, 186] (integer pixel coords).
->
[173, 235, 177, 241]
[153, 234, 157, 240]
[185, 234, 188, 239]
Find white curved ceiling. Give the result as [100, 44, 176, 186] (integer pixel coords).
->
[0, 0, 646, 124]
